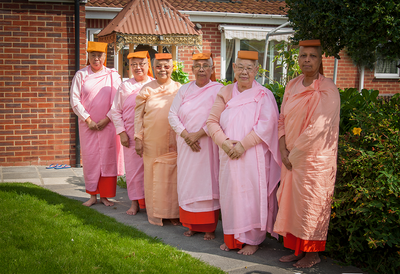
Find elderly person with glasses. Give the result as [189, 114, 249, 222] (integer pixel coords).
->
[134, 53, 181, 226]
[70, 41, 123, 207]
[110, 51, 154, 215]
[169, 52, 223, 240]
[207, 50, 281, 255]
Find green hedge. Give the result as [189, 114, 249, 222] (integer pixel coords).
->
[329, 89, 400, 273]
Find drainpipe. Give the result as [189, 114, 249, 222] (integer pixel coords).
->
[359, 66, 365, 92]
[333, 58, 338, 84]
[74, 0, 81, 167]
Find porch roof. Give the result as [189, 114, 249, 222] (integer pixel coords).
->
[97, 0, 202, 52]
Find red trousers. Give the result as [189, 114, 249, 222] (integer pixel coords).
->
[179, 207, 219, 233]
[86, 176, 116, 197]
[284, 233, 326, 256]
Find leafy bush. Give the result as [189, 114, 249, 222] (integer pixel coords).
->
[171, 61, 189, 84]
[216, 79, 232, 86]
[327, 89, 400, 273]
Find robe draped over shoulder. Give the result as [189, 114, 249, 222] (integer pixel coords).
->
[70, 66, 123, 191]
[110, 76, 153, 201]
[169, 81, 223, 212]
[207, 81, 281, 244]
[134, 80, 181, 226]
[273, 74, 340, 241]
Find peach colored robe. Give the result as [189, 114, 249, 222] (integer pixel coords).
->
[273, 74, 340, 241]
[110, 76, 153, 201]
[168, 80, 223, 213]
[134, 80, 181, 226]
[70, 65, 123, 192]
[207, 81, 281, 245]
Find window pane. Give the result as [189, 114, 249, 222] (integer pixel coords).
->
[240, 39, 283, 83]
[225, 39, 235, 82]
[376, 58, 398, 74]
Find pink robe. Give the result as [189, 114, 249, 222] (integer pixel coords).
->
[110, 76, 154, 201]
[273, 74, 340, 241]
[70, 65, 123, 192]
[168, 80, 223, 213]
[134, 80, 182, 226]
[207, 81, 281, 245]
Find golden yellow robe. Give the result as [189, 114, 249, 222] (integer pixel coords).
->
[134, 80, 181, 226]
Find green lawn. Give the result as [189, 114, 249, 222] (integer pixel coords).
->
[0, 183, 224, 274]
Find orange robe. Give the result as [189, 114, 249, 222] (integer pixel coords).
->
[134, 80, 181, 226]
[273, 74, 340, 254]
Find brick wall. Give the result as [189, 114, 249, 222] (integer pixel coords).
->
[323, 50, 400, 95]
[0, 0, 86, 166]
[178, 23, 221, 82]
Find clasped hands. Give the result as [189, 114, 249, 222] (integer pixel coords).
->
[85, 117, 110, 131]
[180, 129, 205, 152]
[222, 139, 245, 160]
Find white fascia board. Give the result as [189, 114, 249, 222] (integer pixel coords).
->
[180, 11, 288, 25]
[85, 6, 288, 25]
[85, 7, 122, 19]
[219, 24, 293, 33]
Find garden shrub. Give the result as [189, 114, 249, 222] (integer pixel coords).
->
[327, 89, 400, 273]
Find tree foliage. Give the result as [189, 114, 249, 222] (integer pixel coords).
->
[285, 0, 400, 69]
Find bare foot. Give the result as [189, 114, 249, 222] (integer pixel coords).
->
[293, 252, 321, 268]
[82, 195, 97, 207]
[204, 232, 215, 240]
[126, 200, 139, 215]
[170, 218, 180, 226]
[279, 252, 305, 262]
[183, 230, 198, 237]
[220, 243, 230, 252]
[237, 244, 259, 255]
[100, 197, 114, 206]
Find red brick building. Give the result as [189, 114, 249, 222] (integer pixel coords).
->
[1, 0, 399, 166]
[0, 0, 86, 166]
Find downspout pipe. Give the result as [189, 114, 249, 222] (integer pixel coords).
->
[74, 0, 81, 167]
[359, 66, 365, 92]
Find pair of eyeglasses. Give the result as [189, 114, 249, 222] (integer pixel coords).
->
[131, 62, 147, 68]
[236, 66, 256, 72]
[193, 64, 211, 70]
[155, 65, 171, 70]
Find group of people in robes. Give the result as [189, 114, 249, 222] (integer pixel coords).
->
[70, 40, 340, 269]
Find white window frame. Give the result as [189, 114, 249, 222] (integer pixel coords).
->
[219, 24, 292, 82]
[374, 58, 400, 79]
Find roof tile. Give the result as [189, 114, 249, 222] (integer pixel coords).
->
[87, 0, 287, 15]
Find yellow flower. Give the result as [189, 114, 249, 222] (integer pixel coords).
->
[173, 61, 178, 71]
[352, 127, 362, 136]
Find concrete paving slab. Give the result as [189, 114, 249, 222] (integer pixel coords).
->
[3, 173, 40, 180]
[39, 170, 76, 178]
[1, 178, 42, 185]
[42, 177, 79, 185]
[2, 166, 37, 173]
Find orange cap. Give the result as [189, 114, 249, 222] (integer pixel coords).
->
[127, 51, 153, 78]
[237, 50, 258, 60]
[155, 53, 172, 60]
[87, 41, 108, 53]
[192, 52, 212, 60]
[299, 39, 321, 47]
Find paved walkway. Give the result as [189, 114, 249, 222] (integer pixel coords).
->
[1, 166, 365, 274]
